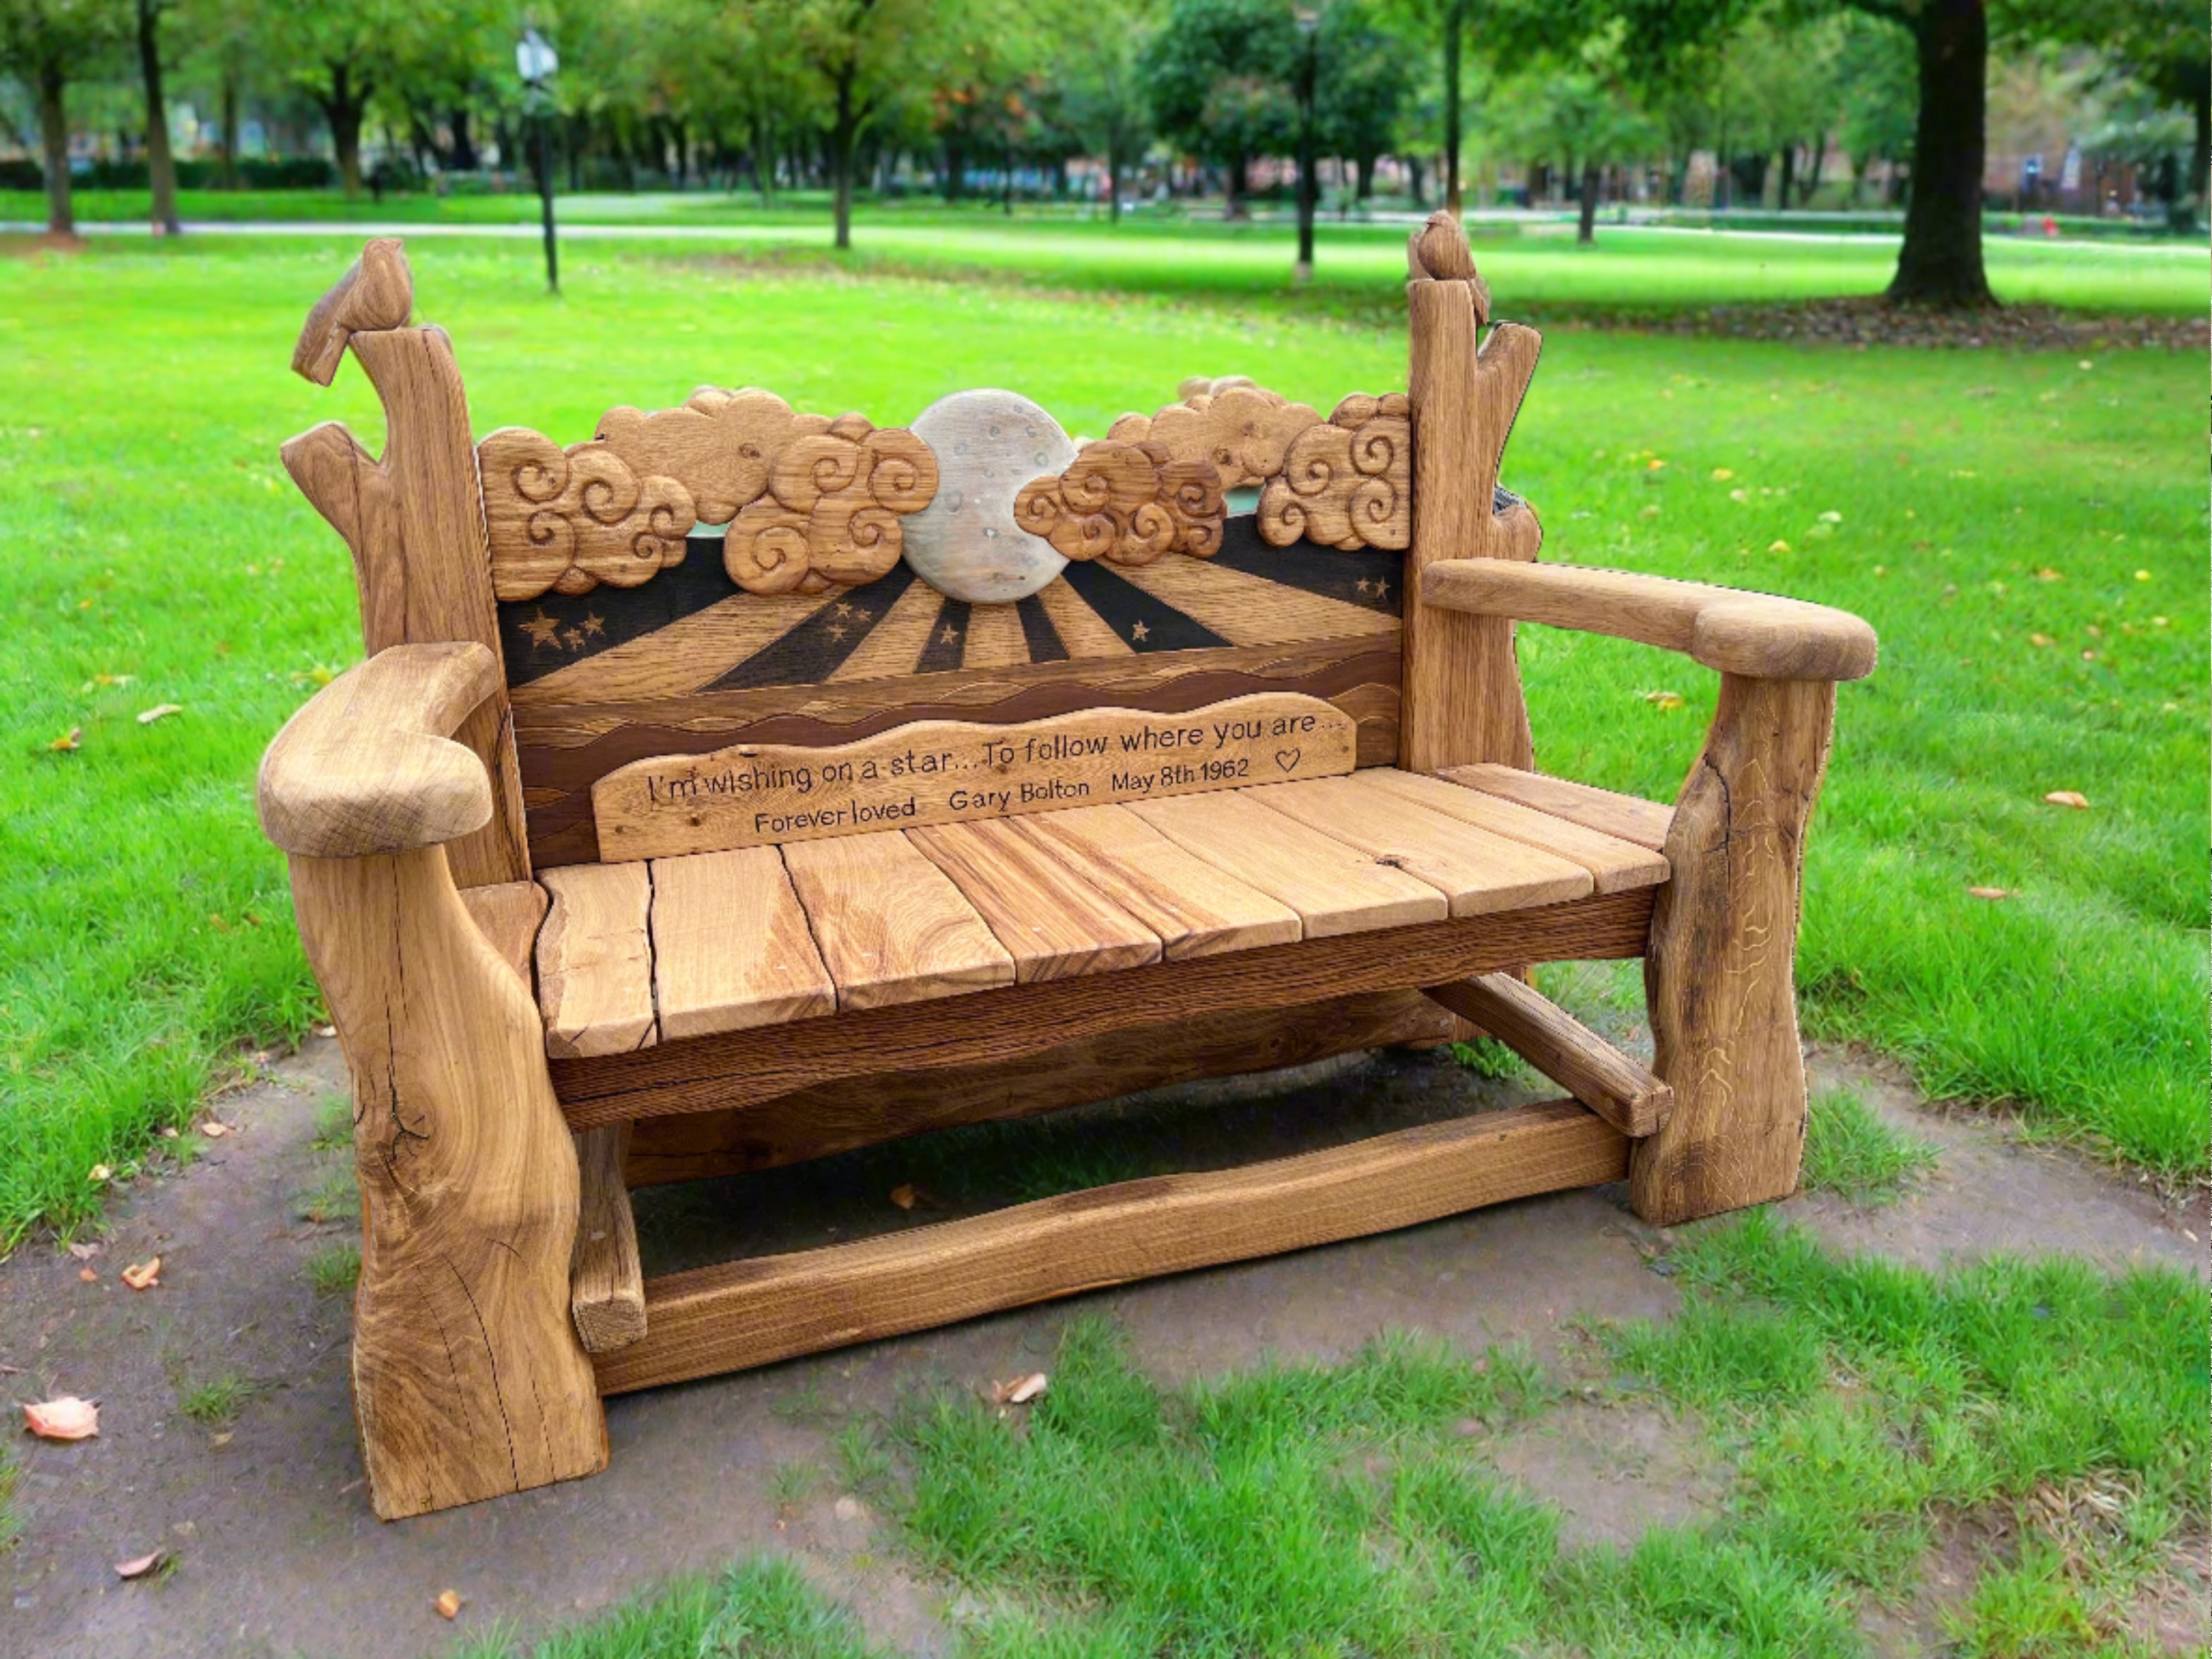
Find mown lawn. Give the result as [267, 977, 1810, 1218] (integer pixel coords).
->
[0, 232, 2202, 1246]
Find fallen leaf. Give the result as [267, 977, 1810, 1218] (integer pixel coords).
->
[48, 727, 82, 753]
[1710, 467, 1734, 480]
[78, 1267, 97, 1283]
[121, 1257, 161, 1291]
[1767, 539, 1791, 554]
[1640, 691, 1685, 711]
[990, 1372, 1049, 1406]
[2043, 791, 2089, 810]
[114, 1550, 165, 1579]
[435, 1589, 463, 1620]
[314, 1024, 336, 1039]
[24, 1396, 99, 1440]
[2028, 634, 2053, 648]
[160, 1126, 178, 1139]
[1967, 887, 2012, 901]
[209, 1431, 233, 1447]
[2134, 569, 2150, 582]
[2034, 568, 2062, 582]
[136, 704, 183, 725]
[888, 1183, 918, 1211]
[66, 1242, 100, 1261]
[88, 1164, 112, 1184]
[1818, 510, 1842, 523]
[197, 1121, 230, 1139]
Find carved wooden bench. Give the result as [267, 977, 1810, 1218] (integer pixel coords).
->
[259, 219, 1875, 1520]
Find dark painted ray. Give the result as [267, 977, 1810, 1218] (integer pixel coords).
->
[1204, 515, 1403, 617]
[915, 596, 972, 674]
[499, 534, 741, 688]
[702, 561, 921, 692]
[1057, 559, 1230, 652]
[1014, 593, 1069, 663]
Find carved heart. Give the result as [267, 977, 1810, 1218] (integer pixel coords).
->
[1274, 749, 1301, 773]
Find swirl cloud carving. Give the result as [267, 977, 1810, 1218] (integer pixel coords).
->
[478, 428, 697, 602]
[1106, 383, 1322, 490]
[1013, 440, 1225, 567]
[1257, 393, 1413, 552]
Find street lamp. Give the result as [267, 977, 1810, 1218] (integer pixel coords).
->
[1293, 5, 1320, 283]
[516, 26, 560, 294]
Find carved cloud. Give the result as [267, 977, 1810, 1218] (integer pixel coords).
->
[1012, 440, 1224, 567]
[1107, 384, 1322, 491]
[723, 418, 940, 595]
[595, 387, 833, 526]
[478, 428, 697, 602]
[1257, 393, 1412, 552]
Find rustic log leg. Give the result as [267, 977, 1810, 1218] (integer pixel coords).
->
[290, 846, 606, 1519]
[1630, 674, 1836, 1225]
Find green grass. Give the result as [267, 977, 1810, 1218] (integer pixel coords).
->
[441, 1558, 885, 1659]
[1798, 1087, 1940, 1205]
[304, 1242, 360, 1297]
[0, 230, 2202, 1247]
[176, 1370, 251, 1425]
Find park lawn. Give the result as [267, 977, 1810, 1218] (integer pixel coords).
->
[0, 233, 2203, 1248]
[4, 192, 2208, 315]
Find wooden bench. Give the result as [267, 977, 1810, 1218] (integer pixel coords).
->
[258, 218, 1876, 1520]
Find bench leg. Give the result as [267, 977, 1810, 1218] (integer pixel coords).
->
[290, 847, 607, 1519]
[1631, 674, 1836, 1226]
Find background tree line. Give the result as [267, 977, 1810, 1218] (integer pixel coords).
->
[0, 0, 2200, 307]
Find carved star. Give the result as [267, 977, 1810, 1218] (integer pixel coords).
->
[940, 625, 962, 645]
[851, 608, 871, 624]
[827, 623, 848, 642]
[580, 612, 606, 638]
[1371, 578, 1389, 601]
[1353, 578, 1373, 596]
[836, 602, 853, 617]
[520, 610, 562, 650]
[561, 627, 587, 650]
[1130, 620, 1150, 642]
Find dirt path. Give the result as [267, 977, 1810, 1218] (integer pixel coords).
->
[1, 1036, 2198, 1658]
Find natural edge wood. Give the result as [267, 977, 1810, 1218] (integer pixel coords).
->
[571, 1124, 647, 1353]
[555, 886, 1655, 1128]
[596, 1098, 1626, 1393]
[1424, 973, 1672, 1137]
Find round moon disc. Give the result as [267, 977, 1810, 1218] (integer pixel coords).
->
[901, 390, 1074, 604]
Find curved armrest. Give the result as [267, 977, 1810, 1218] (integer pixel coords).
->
[258, 642, 500, 858]
[1421, 560, 1876, 682]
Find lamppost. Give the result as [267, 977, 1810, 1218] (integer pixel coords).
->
[516, 27, 560, 294]
[1293, 5, 1320, 282]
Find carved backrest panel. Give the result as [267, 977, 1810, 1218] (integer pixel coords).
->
[488, 382, 1417, 868]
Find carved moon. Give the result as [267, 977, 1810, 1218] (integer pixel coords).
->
[901, 390, 1075, 603]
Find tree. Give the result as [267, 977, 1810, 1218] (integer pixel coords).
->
[1057, 0, 1156, 219]
[1314, 0, 1404, 200]
[1485, 30, 1657, 242]
[0, 0, 125, 235]
[1140, 0, 1297, 217]
[1381, 0, 1471, 211]
[2006, 0, 2203, 229]
[1853, 0, 1992, 305]
[783, 0, 949, 249]
[134, 0, 179, 232]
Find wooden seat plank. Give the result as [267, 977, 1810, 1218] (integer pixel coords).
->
[781, 832, 1015, 1012]
[1126, 789, 1448, 938]
[537, 863, 657, 1057]
[908, 819, 1163, 983]
[1243, 774, 1592, 916]
[1358, 768, 1669, 892]
[650, 848, 837, 1040]
[1437, 764, 1674, 853]
[1011, 804, 1302, 960]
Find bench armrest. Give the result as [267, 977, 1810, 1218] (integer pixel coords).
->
[1421, 559, 1876, 682]
[258, 641, 500, 857]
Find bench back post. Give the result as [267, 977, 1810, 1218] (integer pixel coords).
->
[280, 239, 531, 888]
[1402, 212, 1542, 775]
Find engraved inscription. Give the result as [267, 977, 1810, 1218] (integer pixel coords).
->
[591, 693, 1356, 860]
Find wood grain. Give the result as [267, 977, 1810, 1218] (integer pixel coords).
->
[1257, 393, 1412, 552]
[780, 832, 1014, 1011]
[1425, 973, 1672, 1137]
[459, 879, 549, 985]
[622, 988, 1458, 1186]
[280, 298, 530, 889]
[258, 642, 498, 859]
[570, 1122, 646, 1353]
[1632, 675, 1836, 1224]
[1358, 768, 1669, 893]
[477, 428, 696, 602]
[537, 863, 657, 1057]
[1438, 764, 1675, 854]
[1420, 560, 1878, 682]
[290, 236, 411, 386]
[1010, 804, 1302, 960]
[555, 887, 1655, 1128]
[290, 846, 603, 1517]
[1108, 552, 1398, 647]
[908, 818, 1163, 982]
[590, 693, 1357, 861]
[596, 1099, 1626, 1393]
[1243, 773, 1594, 917]
[648, 848, 835, 1040]
[1403, 210, 1542, 777]
[1127, 789, 1448, 936]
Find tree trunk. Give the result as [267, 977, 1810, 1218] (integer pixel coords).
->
[831, 65, 857, 249]
[1802, 131, 1827, 204]
[323, 63, 368, 198]
[219, 72, 239, 189]
[1777, 142, 1795, 211]
[753, 116, 773, 205]
[1442, 0, 1463, 213]
[1887, 0, 1992, 307]
[137, 0, 181, 234]
[1226, 150, 1248, 217]
[1105, 136, 1121, 222]
[449, 106, 479, 171]
[2192, 89, 2209, 229]
[1577, 161, 1599, 242]
[1356, 153, 1374, 200]
[1406, 151, 1425, 207]
[37, 65, 72, 236]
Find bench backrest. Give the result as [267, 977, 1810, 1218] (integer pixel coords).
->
[283, 218, 1537, 881]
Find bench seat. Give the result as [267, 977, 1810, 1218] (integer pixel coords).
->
[523, 766, 1672, 1061]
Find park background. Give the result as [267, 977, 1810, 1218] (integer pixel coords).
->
[0, 1, 2207, 1655]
